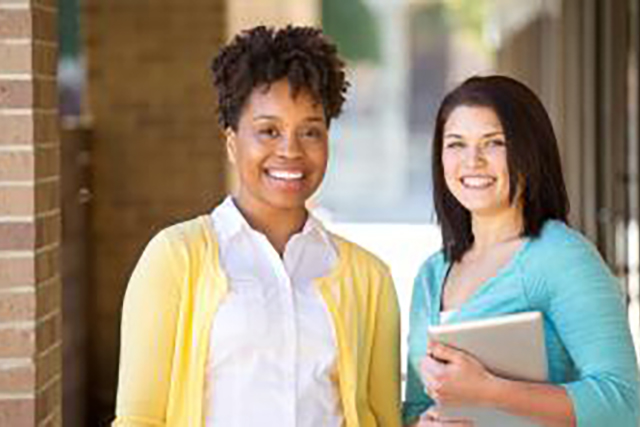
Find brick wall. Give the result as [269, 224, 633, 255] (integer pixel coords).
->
[82, 0, 227, 423]
[0, 0, 62, 426]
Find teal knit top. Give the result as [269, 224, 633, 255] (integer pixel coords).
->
[403, 220, 639, 426]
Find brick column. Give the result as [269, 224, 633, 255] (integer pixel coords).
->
[0, 0, 62, 426]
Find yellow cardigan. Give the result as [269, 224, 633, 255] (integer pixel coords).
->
[113, 216, 401, 427]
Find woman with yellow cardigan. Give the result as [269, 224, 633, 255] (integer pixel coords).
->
[112, 25, 401, 427]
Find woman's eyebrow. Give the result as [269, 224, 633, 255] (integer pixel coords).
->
[482, 131, 505, 138]
[444, 133, 464, 139]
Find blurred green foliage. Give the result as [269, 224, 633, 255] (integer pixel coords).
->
[322, 0, 381, 63]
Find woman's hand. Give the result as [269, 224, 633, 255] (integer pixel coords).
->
[419, 340, 575, 427]
[410, 408, 475, 426]
[421, 341, 497, 407]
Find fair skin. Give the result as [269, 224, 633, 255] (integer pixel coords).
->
[226, 79, 329, 255]
[410, 106, 575, 427]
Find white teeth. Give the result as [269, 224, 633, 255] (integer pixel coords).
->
[461, 176, 495, 188]
[267, 170, 304, 180]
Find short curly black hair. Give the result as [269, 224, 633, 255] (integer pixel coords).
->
[211, 25, 349, 130]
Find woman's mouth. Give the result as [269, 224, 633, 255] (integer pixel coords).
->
[266, 169, 304, 181]
[460, 176, 496, 189]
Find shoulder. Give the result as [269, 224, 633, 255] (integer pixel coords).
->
[415, 250, 447, 288]
[330, 233, 391, 277]
[405, 249, 447, 306]
[524, 220, 605, 268]
[329, 234, 401, 310]
[125, 215, 214, 300]
[417, 250, 447, 277]
[521, 220, 617, 298]
[140, 215, 214, 269]
[156, 215, 212, 245]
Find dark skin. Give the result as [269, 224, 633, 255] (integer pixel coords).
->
[225, 79, 329, 256]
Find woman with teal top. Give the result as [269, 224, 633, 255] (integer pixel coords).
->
[403, 75, 639, 427]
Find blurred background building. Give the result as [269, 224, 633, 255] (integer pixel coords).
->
[0, 0, 638, 425]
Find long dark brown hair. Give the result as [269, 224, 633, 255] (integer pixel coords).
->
[432, 75, 569, 262]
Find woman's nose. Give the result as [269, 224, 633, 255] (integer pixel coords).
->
[277, 133, 303, 157]
[464, 145, 485, 166]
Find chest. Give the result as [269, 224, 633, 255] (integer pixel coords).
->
[209, 277, 337, 367]
[442, 242, 524, 310]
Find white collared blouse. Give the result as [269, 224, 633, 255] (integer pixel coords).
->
[204, 197, 343, 427]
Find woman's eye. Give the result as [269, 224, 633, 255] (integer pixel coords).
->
[445, 141, 465, 149]
[258, 128, 279, 139]
[487, 139, 506, 147]
[302, 128, 324, 139]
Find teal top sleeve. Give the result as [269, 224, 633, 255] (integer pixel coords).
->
[525, 226, 640, 427]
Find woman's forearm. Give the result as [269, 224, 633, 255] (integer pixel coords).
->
[483, 376, 575, 427]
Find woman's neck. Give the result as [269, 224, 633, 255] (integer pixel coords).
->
[232, 197, 308, 256]
[471, 207, 524, 253]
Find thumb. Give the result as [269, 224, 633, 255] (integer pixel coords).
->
[429, 341, 464, 364]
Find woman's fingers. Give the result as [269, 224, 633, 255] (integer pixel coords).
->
[418, 409, 475, 426]
[421, 355, 446, 397]
[429, 341, 466, 364]
[422, 340, 496, 407]
[421, 355, 446, 379]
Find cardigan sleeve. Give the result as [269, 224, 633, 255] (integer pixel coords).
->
[367, 265, 402, 427]
[536, 233, 640, 427]
[112, 229, 186, 427]
[402, 261, 436, 425]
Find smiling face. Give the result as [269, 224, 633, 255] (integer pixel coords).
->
[441, 105, 519, 217]
[226, 79, 329, 219]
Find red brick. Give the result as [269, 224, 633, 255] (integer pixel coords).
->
[0, 9, 31, 38]
[34, 146, 59, 179]
[0, 326, 35, 358]
[0, 222, 35, 251]
[35, 246, 57, 283]
[36, 377, 59, 422]
[32, 6, 56, 43]
[0, 291, 35, 322]
[35, 312, 59, 351]
[0, 79, 33, 108]
[34, 77, 57, 110]
[34, 44, 57, 79]
[0, 362, 35, 393]
[0, 151, 34, 180]
[0, 256, 34, 288]
[36, 277, 59, 317]
[0, 43, 32, 74]
[35, 180, 59, 213]
[34, 112, 59, 144]
[38, 406, 60, 427]
[35, 342, 59, 389]
[0, 186, 34, 216]
[0, 398, 35, 426]
[0, 114, 33, 146]
[0, 113, 59, 146]
[35, 213, 60, 248]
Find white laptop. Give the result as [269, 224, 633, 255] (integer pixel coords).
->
[427, 311, 548, 427]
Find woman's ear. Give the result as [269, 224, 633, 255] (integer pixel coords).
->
[225, 128, 237, 164]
